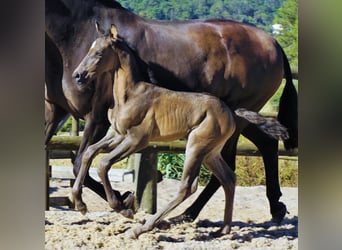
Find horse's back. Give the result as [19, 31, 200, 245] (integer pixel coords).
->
[140, 19, 283, 109]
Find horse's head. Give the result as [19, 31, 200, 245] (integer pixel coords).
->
[72, 22, 120, 86]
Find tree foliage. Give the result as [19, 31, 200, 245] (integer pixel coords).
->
[273, 0, 298, 67]
[119, 0, 284, 32]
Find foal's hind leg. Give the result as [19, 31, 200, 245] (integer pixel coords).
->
[169, 132, 240, 224]
[128, 129, 212, 238]
[204, 154, 236, 236]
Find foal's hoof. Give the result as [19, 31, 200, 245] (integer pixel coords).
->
[122, 191, 138, 212]
[271, 202, 288, 224]
[78, 205, 88, 215]
[119, 209, 134, 219]
[126, 227, 141, 239]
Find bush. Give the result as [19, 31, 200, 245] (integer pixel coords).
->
[157, 153, 211, 186]
[157, 153, 298, 187]
[59, 117, 85, 133]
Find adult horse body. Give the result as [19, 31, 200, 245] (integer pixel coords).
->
[45, 0, 297, 222]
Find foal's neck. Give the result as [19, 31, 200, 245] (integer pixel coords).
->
[113, 44, 143, 103]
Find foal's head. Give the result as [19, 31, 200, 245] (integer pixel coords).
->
[73, 23, 123, 86]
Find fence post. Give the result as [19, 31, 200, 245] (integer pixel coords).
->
[45, 149, 50, 210]
[71, 117, 79, 136]
[134, 151, 157, 214]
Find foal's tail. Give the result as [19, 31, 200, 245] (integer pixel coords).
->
[235, 108, 289, 141]
[277, 43, 298, 149]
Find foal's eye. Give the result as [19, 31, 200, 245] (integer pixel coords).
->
[95, 51, 102, 56]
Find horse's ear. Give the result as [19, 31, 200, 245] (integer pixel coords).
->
[110, 24, 118, 41]
[95, 21, 105, 36]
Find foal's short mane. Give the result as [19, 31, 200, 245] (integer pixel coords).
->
[111, 36, 149, 83]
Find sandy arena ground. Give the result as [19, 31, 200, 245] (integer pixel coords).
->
[45, 177, 298, 249]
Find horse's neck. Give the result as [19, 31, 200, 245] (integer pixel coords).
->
[108, 9, 147, 49]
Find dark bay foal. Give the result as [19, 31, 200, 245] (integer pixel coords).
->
[72, 24, 288, 238]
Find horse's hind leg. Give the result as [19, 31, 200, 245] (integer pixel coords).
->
[243, 124, 286, 223]
[204, 154, 236, 236]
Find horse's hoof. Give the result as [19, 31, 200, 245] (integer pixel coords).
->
[119, 209, 134, 219]
[271, 202, 288, 224]
[168, 213, 194, 224]
[210, 225, 231, 238]
[156, 220, 171, 230]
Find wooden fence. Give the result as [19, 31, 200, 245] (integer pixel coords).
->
[46, 132, 297, 213]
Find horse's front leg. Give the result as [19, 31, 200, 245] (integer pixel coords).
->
[97, 135, 147, 216]
[44, 100, 69, 144]
[72, 115, 111, 201]
[71, 131, 118, 214]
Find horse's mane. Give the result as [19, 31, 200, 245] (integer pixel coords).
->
[47, 0, 125, 19]
[45, 0, 71, 17]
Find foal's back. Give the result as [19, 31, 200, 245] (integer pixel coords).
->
[121, 81, 236, 143]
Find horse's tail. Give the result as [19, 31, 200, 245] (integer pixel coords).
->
[235, 108, 289, 141]
[277, 43, 298, 150]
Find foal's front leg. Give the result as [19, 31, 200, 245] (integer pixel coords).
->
[71, 131, 123, 214]
[97, 135, 147, 216]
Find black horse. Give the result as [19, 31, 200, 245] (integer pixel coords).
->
[45, 0, 297, 223]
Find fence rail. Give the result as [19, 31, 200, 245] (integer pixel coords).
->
[46, 135, 297, 157]
[46, 134, 297, 212]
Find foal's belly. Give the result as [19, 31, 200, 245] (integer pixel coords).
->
[152, 115, 191, 141]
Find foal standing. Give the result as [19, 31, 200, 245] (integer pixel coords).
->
[72, 24, 288, 238]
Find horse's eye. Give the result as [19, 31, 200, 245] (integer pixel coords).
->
[95, 51, 102, 56]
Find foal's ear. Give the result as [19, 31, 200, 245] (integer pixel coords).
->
[95, 21, 105, 36]
[110, 24, 118, 41]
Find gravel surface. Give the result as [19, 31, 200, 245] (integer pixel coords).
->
[46, 178, 298, 249]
